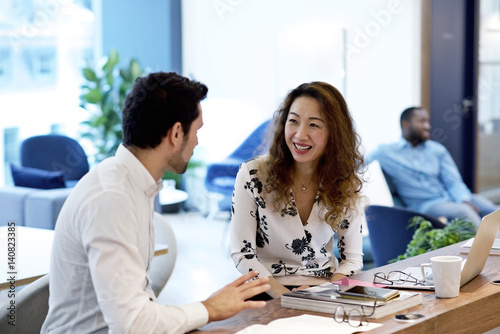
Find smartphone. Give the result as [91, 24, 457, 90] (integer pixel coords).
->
[338, 285, 399, 301]
[394, 314, 425, 322]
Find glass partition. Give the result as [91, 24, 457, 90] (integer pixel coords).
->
[478, 0, 500, 191]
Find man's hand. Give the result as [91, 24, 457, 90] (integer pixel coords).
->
[201, 271, 270, 323]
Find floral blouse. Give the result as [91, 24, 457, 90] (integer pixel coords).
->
[230, 157, 365, 285]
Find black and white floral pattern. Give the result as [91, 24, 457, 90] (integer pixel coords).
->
[230, 157, 364, 281]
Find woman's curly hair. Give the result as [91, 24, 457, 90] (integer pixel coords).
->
[261, 81, 365, 230]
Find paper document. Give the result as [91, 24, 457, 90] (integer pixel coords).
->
[460, 238, 500, 255]
[235, 314, 382, 334]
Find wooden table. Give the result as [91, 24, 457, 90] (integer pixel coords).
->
[195, 241, 500, 333]
[0, 226, 168, 290]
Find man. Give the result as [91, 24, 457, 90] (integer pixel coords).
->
[367, 106, 498, 227]
[42, 72, 270, 333]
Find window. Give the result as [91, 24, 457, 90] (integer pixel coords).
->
[31, 49, 57, 83]
[0, 49, 12, 84]
[478, 0, 500, 192]
[3, 127, 19, 186]
[0, 1, 97, 186]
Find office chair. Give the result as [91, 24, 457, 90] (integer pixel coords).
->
[150, 212, 178, 296]
[204, 120, 271, 218]
[0, 274, 50, 333]
[366, 205, 447, 267]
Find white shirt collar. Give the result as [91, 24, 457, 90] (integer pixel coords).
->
[115, 144, 163, 197]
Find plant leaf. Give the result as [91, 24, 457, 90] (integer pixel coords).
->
[103, 49, 119, 73]
[80, 89, 102, 104]
[129, 59, 142, 78]
[82, 67, 98, 82]
[120, 68, 131, 82]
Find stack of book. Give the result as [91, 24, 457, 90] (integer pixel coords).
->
[281, 282, 422, 319]
[460, 238, 500, 255]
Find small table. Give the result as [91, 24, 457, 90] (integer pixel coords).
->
[0, 226, 168, 290]
[159, 188, 189, 213]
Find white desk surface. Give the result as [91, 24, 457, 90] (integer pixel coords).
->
[1, 226, 53, 290]
[0, 226, 167, 290]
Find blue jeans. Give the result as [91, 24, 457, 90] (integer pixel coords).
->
[424, 194, 499, 227]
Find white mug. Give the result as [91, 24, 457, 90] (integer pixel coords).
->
[420, 255, 462, 298]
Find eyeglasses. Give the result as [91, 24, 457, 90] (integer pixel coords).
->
[333, 301, 377, 327]
[373, 270, 430, 286]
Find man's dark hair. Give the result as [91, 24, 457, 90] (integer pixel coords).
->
[400, 106, 422, 128]
[122, 72, 208, 149]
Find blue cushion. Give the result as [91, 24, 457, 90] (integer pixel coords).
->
[11, 164, 66, 189]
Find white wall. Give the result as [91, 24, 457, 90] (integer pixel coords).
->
[182, 0, 421, 162]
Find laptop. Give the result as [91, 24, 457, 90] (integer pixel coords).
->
[389, 209, 500, 290]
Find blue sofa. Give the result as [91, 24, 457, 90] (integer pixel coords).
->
[0, 134, 165, 230]
[0, 186, 162, 230]
[0, 135, 90, 229]
[0, 186, 73, 229]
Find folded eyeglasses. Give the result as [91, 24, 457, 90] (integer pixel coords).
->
[333, 300, 377, 327]
[372, 270, 431, 286]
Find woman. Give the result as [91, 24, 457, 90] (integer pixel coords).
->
[230, 81, 366, 299]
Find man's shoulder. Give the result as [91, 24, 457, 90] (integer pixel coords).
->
[367, 141, 401, 160]
[421, 140, 451, 156]
[73, 159, 131, 200]
[425, 139, 447, 149]
[376, 142, 400, 150]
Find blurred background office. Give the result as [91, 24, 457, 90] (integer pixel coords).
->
[1, 0, 499, 209]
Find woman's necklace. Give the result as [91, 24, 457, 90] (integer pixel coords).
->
[295, 179, 313, 192]
[294, 171, 315, 193]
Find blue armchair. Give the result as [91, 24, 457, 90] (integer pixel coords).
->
[20, 134, 89, 187]
[0, 135, 90, 229]
[205, 120, 271, 216]
[365, 205, 447, 267]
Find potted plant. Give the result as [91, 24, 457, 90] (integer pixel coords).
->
[79, 49, 146, 164]
[393, 216, 477, 262]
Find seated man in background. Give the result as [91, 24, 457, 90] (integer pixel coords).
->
[42, 72, 269, 333]
[366, 106, 498, 227]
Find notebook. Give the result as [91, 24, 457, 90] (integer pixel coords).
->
[460, 238, 500, 255]
[388, 209, 500, 290]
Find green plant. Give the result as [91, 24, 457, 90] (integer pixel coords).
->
[79, 49, 146, 163]
[393, 216, 477, 262]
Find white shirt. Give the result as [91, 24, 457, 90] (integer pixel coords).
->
[42, 145, 208, 333]
[230, 157, 364, 286]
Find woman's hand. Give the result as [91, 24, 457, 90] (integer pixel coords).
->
[331, 273, 347, 282]
[266, 276, 292, 299]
